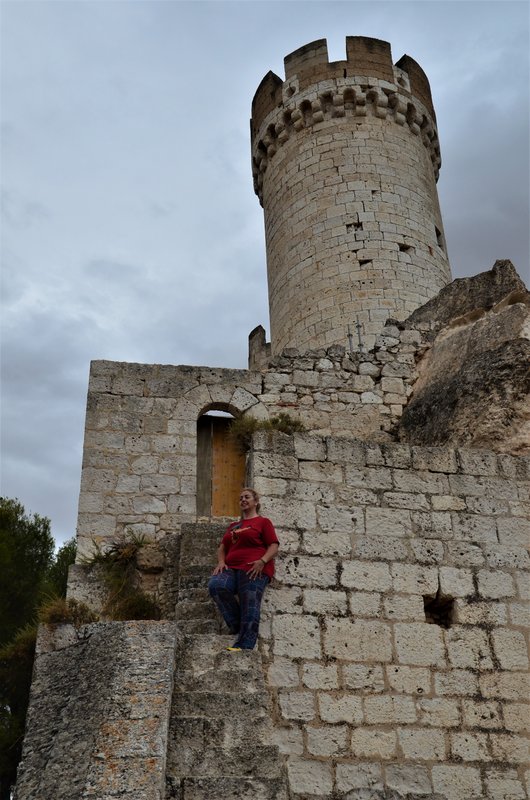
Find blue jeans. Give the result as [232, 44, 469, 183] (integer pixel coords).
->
[208, 568, 269, 650]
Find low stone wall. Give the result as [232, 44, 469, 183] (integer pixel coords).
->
[251, 432, 530, 800]
[14, 622, 178, 800]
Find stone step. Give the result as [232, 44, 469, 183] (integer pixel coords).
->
[175, 664, 263, 693]
[167, 744, 283, 780]
[175, 599, 216, 621]
[167, 776, 289, 800]
[176, 619, 222, 635]
[172, 689, 269, 719]
[167, 715, 273, 753]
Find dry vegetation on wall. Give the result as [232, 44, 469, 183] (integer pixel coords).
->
[84, 532, 161, 621]
[229, 412, 306, 452]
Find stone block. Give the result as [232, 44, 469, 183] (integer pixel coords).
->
[479, 671, 530, 700]
[451, 731, 490, 761]
[394, 623, 446, 666]
[293, 434, 326, 460]
[345, 466, 393, 490]
[454, 598, 507, 626]
[383, 594, 425, 621]
[278, 691, 315, 721]
[335, 761, 382, 792]
[477, 569, 515, 599]
[302, 663, 338, 690]
[508, 602, 530, 627]
[318, 693, 362, 723]
[325, 437, 366, 465]
[485, 770, 526, 800]
[286, 757, 333, 796]
[364, 695, 417, 724]
[491, 629, 529, 670]
[462, 700, 503, 730]
[393, 469, 449, 494]
[383, 491, 429, 510]
[411, 539, 445, 564]
[391, 564, 438, 595]
[303, 589, 347, 615]
[439, 567, 475, 598]
[432, 765, 483, 800]
[341, 560, 391, 591]
[398, 727, 446, 760]
[324, 618, 392, 661]
[432, 495, 467, 511]
[446, 542, 485, 566]
[446, 627, 493, 670]
[434, 670, 478, 697]
[273, 614, 321, 659]
[385, 765, 432, 796]
[365, 507, 411, 537]
[269, 726, 304, 755]
[353, 535, 409, 562]
[277, 555, 337, 587]
[267, 657, 300, 688]
[342, 664, 385, 693]
[350, 727, 397, 759]
[412, 446, 458, 473]
[458, 449, 499, 476]
[418, 698, 461, 727]
[452, 513, 497, 543]
[306, 724, 349, 756]
[502, 703, 530, 733]
[299, 461, 343, 483]
[349, 591, 382, 618]
[489, 733, 529, 764]
[262, 586, 303, 616]
[484, 544, 530, 570]
[412, 510, 453, 539]
[497, 516, 530, 548]
[386, 665, 431, 695]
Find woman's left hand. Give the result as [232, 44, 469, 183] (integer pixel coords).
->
[247, 559, 265, 580]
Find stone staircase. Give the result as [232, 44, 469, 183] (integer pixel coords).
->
[166, 523, 289, 800]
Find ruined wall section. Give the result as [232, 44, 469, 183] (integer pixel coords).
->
[251, 37, 451, 353]
[14, 622, 178, 800]
[251, 432, 530, 800]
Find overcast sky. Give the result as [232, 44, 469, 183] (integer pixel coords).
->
[1, 0, 529, 546]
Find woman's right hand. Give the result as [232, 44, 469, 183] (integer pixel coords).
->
[212, 562, 227, 575]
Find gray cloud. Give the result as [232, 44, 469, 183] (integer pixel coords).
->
[1, 1, 528, 545]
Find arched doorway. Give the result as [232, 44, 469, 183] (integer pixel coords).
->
[196, 410, 246, 518]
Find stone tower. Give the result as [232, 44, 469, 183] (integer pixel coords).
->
[251, 37, 452, 353]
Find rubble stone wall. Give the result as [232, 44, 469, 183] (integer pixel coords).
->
[14, 622, 178, 800]
[251, 432, 530, 800]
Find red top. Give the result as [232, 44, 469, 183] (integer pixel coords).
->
[222, 516, 279, 579]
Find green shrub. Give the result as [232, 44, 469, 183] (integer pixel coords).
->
[84, 532, 161, 621]
[38, 597, 98, 627]
[229, 412, 305, 451]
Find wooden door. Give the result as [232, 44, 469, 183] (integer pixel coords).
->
[211, 417, 246, 517]
[196, 415, 246, 518]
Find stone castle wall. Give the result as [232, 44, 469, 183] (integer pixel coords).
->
[76, 324, 425, 560]
[251, 37, 451, 353]
[251, 432, 530, 799]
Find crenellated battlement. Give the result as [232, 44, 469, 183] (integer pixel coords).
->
[251, 36, 435, 135]
[251, 37, 441, 204]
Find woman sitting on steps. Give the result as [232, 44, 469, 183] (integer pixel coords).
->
[208, 488, 279, 651]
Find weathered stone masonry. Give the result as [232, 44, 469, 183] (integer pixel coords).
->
[252, 433, 530, 799]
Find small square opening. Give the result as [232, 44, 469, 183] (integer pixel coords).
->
[423, 593, 454, 628]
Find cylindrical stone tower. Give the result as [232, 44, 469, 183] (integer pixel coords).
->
[251, 37, 452, 353]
